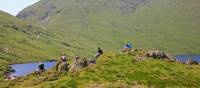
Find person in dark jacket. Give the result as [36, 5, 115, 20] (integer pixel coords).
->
[38, 61, 45, 72]
[94, 47, 103, 59]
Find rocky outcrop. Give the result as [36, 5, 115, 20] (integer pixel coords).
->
[17, 1, 56, 22]
[185, 59, 199, 65]
[144, 50, 176, 61]
[69, 57, 88, 73]
[17, 0, 151, 22]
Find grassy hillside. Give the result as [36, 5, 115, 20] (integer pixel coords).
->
[7, 52, 200, 88]
[17, 0, 200, 55]
[0, 11, 66, 80]
[1, 0, 200, 87]
[0, 11, 59, 63]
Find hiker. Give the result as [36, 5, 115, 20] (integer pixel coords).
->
[94, 47, 103, 59]
[123, 43, 132, 52]
[57, 53, 68, 72]
[35, 61, 45, 75]
[38, 61, 45, 72]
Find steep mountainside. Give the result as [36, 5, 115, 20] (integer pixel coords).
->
[17, 0, 200, 55]
[0, 11, 62, 79]
[0, 11, 58, 63]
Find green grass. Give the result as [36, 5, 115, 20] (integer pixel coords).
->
[0, 11, 56, 62]
[8, 52, 200, 88]
[1, 0, 200, 87]
[0, 11, 65, 81]
[0, 9, 97, 82]
[17, 0, 200, 55]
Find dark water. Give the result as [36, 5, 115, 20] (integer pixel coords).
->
[10, 61, 56, 77]
[175, 55, 200, 63]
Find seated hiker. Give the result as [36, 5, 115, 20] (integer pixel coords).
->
[38, 61, 45, 72]
[35, 61, 45, 75]
[94, 47, 103, 59]
[123, 43, 132, 52]
[57, 53, 68, 72]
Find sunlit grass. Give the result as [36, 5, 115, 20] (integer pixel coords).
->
[10, 52, 200, 88]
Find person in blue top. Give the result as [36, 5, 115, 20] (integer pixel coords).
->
[123, 43, 132, 52]
[126, 43, 132, 49]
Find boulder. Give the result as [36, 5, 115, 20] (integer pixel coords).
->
[145, 50, 175, 61]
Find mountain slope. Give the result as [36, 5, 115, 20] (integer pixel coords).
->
[0, 11, 55, 63]
[17, 0, 200, 54]
[0, 11, 63, 80]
